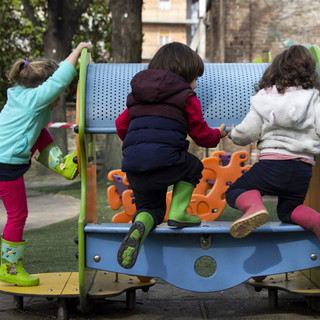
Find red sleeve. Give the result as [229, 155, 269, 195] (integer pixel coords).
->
[115, 108, 130, 141]
[186, 95, 221, 148]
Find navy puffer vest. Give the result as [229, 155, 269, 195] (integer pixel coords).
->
[122, 69, 193, 172]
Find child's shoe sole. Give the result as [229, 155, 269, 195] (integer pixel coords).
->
[230, 210, 269, 238]
[167, 219, 201, 228]
[117, 222, 145, 269]
[0, 275, 39, 286]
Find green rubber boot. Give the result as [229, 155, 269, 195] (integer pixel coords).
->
[36, 142, 78, 180]
[0, 237, 39, 286]
[117, 212, 154, 269]
[167, 181, 201, 228]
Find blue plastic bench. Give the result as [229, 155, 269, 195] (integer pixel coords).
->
[76, 49, 320, 312]
[85, 222, 320, 292]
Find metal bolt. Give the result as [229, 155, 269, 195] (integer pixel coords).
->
[202, 239, 209, 246]
[200, 234, 211, 249]
[311, 253, 318, 261]
[93, 255, 101, 262]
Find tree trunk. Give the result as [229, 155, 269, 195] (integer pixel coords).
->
[110, 0, 142, 63]
[43, 0, 91, 153]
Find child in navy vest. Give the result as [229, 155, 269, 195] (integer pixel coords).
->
[116, 42, 227, 269]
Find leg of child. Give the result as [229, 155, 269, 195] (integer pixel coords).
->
[291, 205, 320, 241]
[117, 183, 165, 269]
[227, 159, 313, 238]
[0, 177, 28, 242]
[166, 152, 203, 227]
[226, 162, 269, 238]
[0, 177, 39, 286]
[32, 128, 78, 180]
[277, 180, 320, 241]
[167, 180, 201, 227]
[30, 127, 54, 157]
[117, 154, 203, 269]
[228, 189, 269, 238]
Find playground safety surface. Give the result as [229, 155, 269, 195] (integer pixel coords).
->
[0, 188, 319, 319]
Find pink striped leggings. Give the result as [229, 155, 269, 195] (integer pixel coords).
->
[0, 128, 53, 242]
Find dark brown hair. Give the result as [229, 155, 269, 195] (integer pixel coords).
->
[8, 58, 59, 88]
[148, 42, 204, 84]
[256, 45, 318, 93]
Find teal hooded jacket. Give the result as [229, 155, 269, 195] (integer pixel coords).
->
[0, 61, 76, 165]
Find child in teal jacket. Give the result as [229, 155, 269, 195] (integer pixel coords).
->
[0, 42, 91, 286]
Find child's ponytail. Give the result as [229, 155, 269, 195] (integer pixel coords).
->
[8, 59, 26, 84]
[8, 58, 59, 88]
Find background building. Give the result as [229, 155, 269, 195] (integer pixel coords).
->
[141, 0, 204, 61]
[206, 0, 320, 63]
[142, 0, 320, 63]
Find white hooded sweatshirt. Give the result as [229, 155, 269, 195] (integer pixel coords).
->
[231, 86, 320, 160]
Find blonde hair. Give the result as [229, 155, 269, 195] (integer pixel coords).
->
[8, 58, 59, 88]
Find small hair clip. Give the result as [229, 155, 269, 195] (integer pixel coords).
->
[24, 58, 30, 67]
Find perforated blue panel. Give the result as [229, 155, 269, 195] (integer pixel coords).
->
[197, 63, 269, 130]
[85, 63, 147, 133]
[85, 63, 269, 133]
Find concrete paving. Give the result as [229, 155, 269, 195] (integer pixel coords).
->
[0, 277, 319, 319]
[0, 189, 319, 319]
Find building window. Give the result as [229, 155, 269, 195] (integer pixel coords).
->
[159, 0, 170, 11]
[159, 30, 170, 46]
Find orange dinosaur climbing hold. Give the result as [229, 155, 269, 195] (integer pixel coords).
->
[108, 151, 251, 223]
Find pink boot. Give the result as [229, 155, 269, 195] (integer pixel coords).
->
[291, 205, 320, 241]
[230, 190, 269, 238]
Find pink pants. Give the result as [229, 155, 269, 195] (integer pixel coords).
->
[0, 128, 53, 242]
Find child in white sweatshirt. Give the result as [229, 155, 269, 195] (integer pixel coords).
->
[226, 45, 320, 241]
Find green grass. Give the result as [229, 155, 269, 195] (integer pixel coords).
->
[24, 181, 116, 274]
[23, 182, 278, 275]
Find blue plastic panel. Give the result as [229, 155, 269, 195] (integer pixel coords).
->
[85, 63, 269, 133]
[84, 221, 320, 292]
[198, 63, 269, 131]
[84, 221, 304, 234]
[85, 63, 147, 133]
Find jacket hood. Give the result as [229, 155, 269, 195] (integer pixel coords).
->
[251, 88, 318, 128]
[130, 69, 191, 103]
